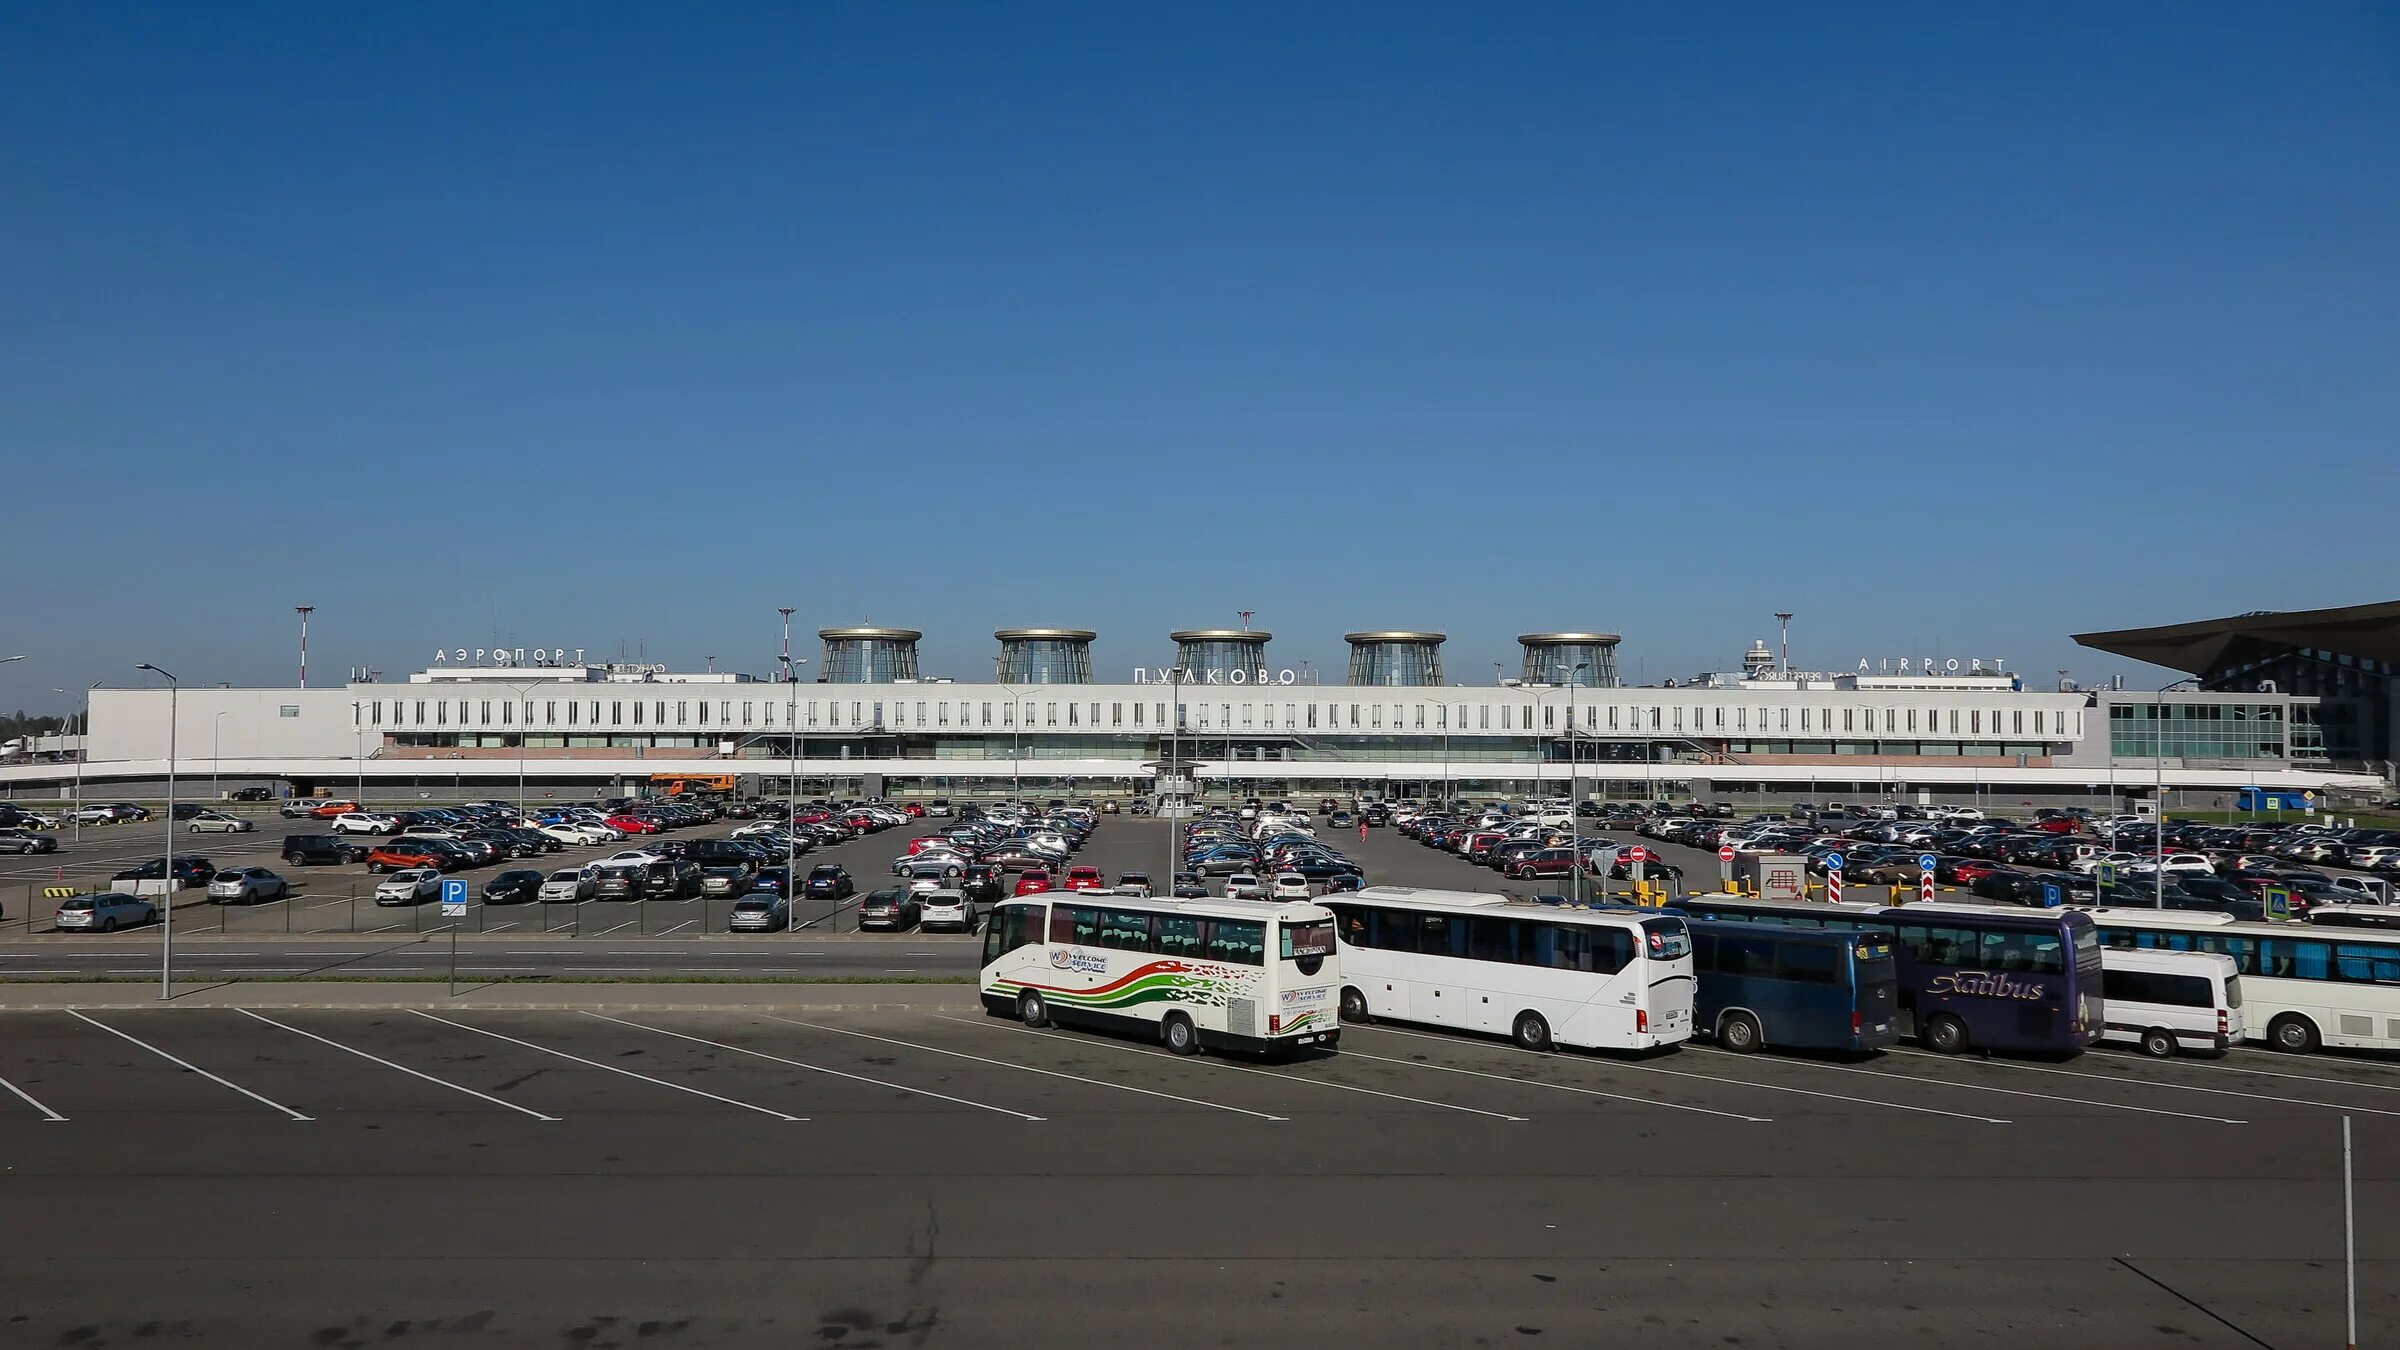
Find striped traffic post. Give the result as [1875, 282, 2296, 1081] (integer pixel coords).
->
[1918, 852, 1937, 904]
[1824, 851, 1844, 906]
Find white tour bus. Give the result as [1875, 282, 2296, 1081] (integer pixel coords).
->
[979, 892, 1340, 1056]
[2088, 907, 2400, 1054]
[1321, 886, 1696, 1052]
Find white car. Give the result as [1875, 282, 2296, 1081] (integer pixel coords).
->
[1224, 872, 1265, 901]
[923, 799, 955, 817]
[730, 822, 784, 840]
[374, 868, 443, 905]
[185, 811, 256, 833]
[918, 889, 978, 932]
[538, 867, 596, 902]
[333, 812, 399, 835]
[539, 823, 605, 846]
[2070, 851, 2144, 875]
[1269, 872, 1311, 901]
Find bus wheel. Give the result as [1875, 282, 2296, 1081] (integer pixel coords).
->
[1163, 1012, 1201, 1056]
[1017, 990, 1049, 1029]
[2268, 1013, 2320, 1054]
[1512, 1011, 1552, 1052]
[1339, 987, 1370, 1023]
[2139, 1028, 2179, 1058]
[1924, 1014, 1969, 1055]
[1717, 1011, 1762, 1055]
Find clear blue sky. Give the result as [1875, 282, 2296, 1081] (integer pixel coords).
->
[5, 3, 2396, 709]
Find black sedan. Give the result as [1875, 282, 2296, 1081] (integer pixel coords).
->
[482, 869, 546, 905]
[802, 865, 855, 899]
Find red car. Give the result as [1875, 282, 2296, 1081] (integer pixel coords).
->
[311, 799, 361, 818]
[901, 803, 926, 818]
[1014, 868, 1053, 897]
[2027, 817, 2081, 834]
[1065, 865, 1105, 892]
[605, 815, 659, 835]
[1943, 858, 2003, 885]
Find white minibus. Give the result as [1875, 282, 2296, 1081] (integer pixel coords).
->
[2098, 948, 2242, 1057]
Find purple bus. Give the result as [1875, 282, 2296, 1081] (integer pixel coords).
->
[1670, 897, 2103, 1056]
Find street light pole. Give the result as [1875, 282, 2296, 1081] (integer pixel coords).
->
[136, 663, 178, 1000]
[1568, 662, 1589, 903]
[57, 681, 98, 843]
[2154, 676, 2196, 909]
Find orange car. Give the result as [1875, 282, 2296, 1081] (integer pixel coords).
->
[311, 799, 361, 818]
[366, 841, 451, 873]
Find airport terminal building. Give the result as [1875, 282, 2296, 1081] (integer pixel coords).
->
[12, 620, 2390, 806]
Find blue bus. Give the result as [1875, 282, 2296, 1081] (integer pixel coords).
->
[1670, 897, 2103, 1056]
[1688, 919, 1901, 1055]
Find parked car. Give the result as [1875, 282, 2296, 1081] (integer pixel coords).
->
[0, 831, 59, 855]
[1115, 871, 1154, 898]
[802, 865, 854, 900]
[374, 868, 443, 906]
[857, 888, 921, 931]
[54, 891, 156, 931]
[538, 867, 596, 903]
[229, 786, 276, 802]
[1224, 872, 1265, 900]
[728, 892, 793, 931]
[917, 889, 978, 933]
[699, 866, 752, 898]
[366, 842, 454, 873]
[279, 798, 327, 819]
[1013, 868, 1053, 898]
[482, 869, 545, 905]
[205, 867, 289, 904]
[112, 856, 216, 888]
[332, 812, 401, 835]
[1270, 872, 1312, 900]
[283, 834, 367, 866]
[1064, 865, 1106, 892]
[185, 810, 255, 834]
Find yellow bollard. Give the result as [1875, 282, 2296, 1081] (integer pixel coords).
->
[1890, 883, 1906, 903]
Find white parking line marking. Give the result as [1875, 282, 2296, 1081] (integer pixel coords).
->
[408, 1012, 801, 1121]
[1773, 1050, 2244, 1124]
[585, 1013, 1043, 1122]
[654, 920, 696, 936]
[0, 1069, 66, 1121]
[934, 1014, 1526, 1121]
[0, 970, 75, 975]
[1339, 1044, 1770, 1122]
[562, 967, 643, 973]
[484, 922, 517, 934]
[767, 1014, 1287, 1121]
[64, 1010, 312, 1120]
[238, 1010, 560, 1121]
[1886, 1047, 2400, 1119]
[1353, 1024, 2004, 1124]
[592, 920, 638, 936]
[2156, 1056, 2400, 1095]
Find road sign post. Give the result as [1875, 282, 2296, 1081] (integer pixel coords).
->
[1918, 853, 1937, 904]
[440, 879, 468, 996]
[1718, 844, 1735, 891]
[1824, 851, 1844, 904]
[2265, 885, 2294, 922]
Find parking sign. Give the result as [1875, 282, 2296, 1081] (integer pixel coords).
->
[440, 878, 469, 918]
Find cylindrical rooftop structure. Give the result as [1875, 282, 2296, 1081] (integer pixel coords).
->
[996, 628, 1096, 684]
[818, 626, 921, 683]
[1170, 629, 1271, 682]
[1518, 632, 1622, 688]
[1345, 631, 1445, 687]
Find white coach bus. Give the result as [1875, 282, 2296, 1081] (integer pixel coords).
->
[2088, 907, 2400, 1054]
[1320, 886, 1696, 1052]
[979, 892, 1341, 1056]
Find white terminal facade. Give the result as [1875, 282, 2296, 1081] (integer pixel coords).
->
[19, 625, 2386, 805]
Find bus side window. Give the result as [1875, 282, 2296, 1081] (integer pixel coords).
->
[1157, 915, 1204, 958]
[1369, 908, 1417, 953]
[1417, 913, 1457, 958]
[1469, 917, 1518, 964]
[1332, 907, 1366, 948]
[1591, 928, 1634, 975]
[1897, 924, 1933, 963]
[981, 914, 1010, 965]
[1777, 941, 1838, 984]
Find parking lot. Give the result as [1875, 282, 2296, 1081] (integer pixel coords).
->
[0, 997, 2391, 1347]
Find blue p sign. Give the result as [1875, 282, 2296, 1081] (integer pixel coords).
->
[440, 878, 469, 918]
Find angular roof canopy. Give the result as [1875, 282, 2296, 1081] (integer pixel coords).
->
[2074, 600, 2400, 674]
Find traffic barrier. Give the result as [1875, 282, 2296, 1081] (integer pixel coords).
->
[41, 886, 77, 899]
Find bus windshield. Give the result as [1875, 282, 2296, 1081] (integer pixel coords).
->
[1281, 919, 1333, 975]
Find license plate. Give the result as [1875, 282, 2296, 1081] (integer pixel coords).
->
[1873, 1023, 1889, 1034]
[1295, 1035, 1318, 1045]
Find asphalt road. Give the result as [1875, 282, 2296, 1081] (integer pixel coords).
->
[0, 1004, 2390, 1348]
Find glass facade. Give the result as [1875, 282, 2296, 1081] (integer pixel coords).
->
[2202, 646, 2390, 765]
[997, 634, 1094, 684]
[2106, 699, 2316, 761]
[1173, 634, 1271, 681]
[1346, 635, 1445, 687]
[818, 631, 920, 684]
[1520, 638, 1621, 687]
